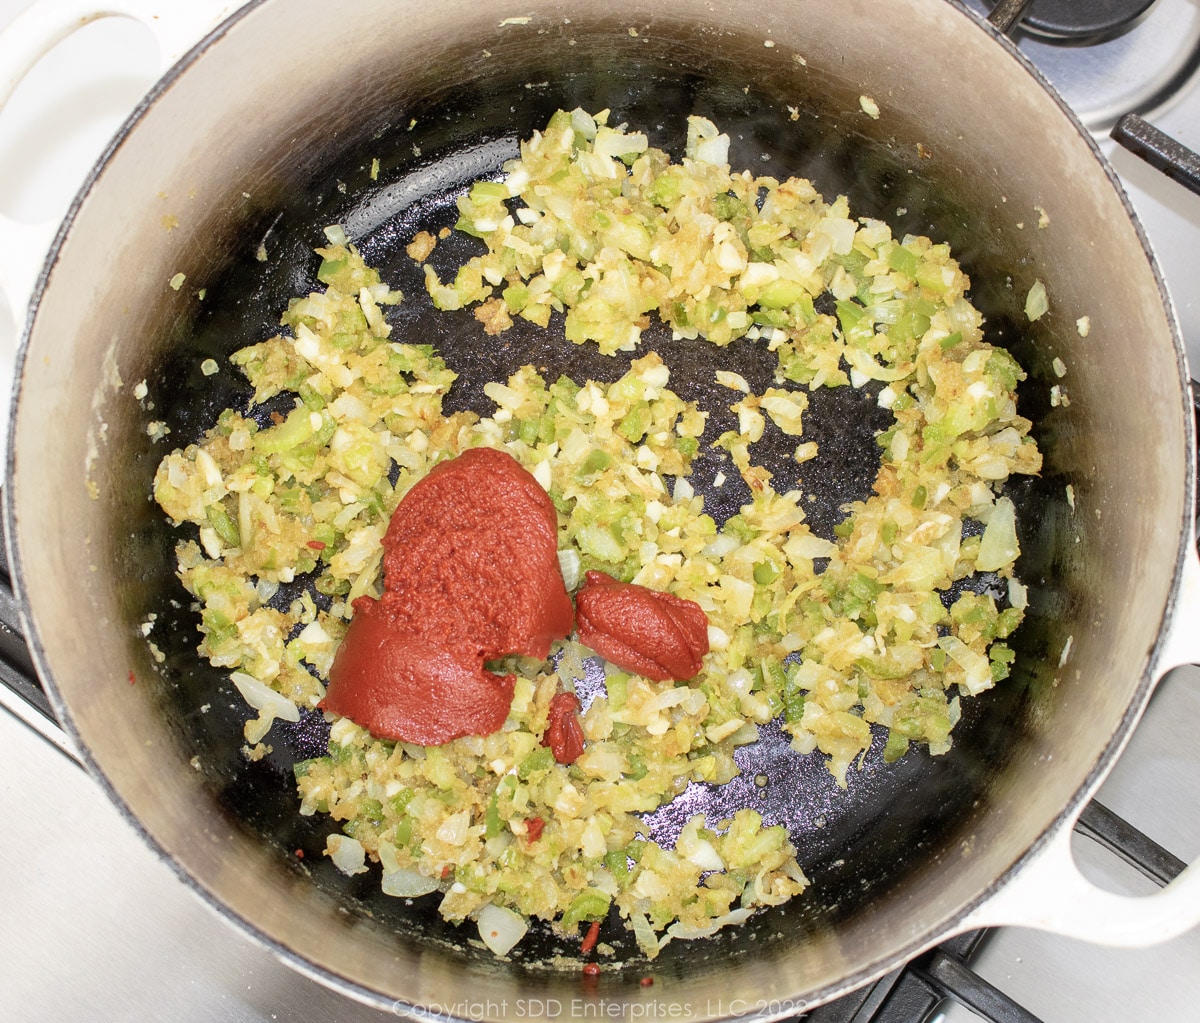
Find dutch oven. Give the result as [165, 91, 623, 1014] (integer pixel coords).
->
[2, 0, 1199, 1017]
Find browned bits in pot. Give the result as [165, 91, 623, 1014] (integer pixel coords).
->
[406, 230, 438, 263]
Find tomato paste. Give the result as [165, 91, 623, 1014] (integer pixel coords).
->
[380, 447, 574, 660]
[574, 571, 709, 681]
[542, 691, 585, 764]
[321, 448, 574, 744]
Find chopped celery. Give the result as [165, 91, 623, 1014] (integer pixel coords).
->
[562, 889, 612, 928]
[205, 503, 241, 548]
[254, 406, 314, 454]
[517, 746, 553, 780]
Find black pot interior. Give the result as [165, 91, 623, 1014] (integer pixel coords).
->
[107, 14, 1071, 980]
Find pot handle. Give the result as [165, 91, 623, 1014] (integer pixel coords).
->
[0, 0, 236, 317]
[959, 799, 1200, 944]
[1155, 380, 1200, 670]
[964, 476, 1200, 944]
[1155, 520, 1200, 671]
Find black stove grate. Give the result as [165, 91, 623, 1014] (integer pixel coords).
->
[0, 521, 50, 724]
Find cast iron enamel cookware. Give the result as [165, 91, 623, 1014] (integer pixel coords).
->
[5, 0, 1199, 1017]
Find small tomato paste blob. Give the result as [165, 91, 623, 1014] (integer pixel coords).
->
[543, 691, 585, 765]
[321, 448, 573, 744]
[574, 571, 709, 681]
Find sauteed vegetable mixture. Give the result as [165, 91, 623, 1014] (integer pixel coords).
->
[153, 109, 1042, 960]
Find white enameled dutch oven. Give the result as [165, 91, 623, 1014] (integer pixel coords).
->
[1, 0, 1199, 1017]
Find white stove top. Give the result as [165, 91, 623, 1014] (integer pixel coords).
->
[0, 3, 1197, 1021]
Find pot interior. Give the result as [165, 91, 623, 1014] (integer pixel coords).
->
[8, 0, 1192, 1014]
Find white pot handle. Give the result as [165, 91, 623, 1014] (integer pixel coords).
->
[960, 800, 1200, 944]
[1157, 526, 1200, 672]
[0, 0, 238, 316]
[962, 533, 1200, 945]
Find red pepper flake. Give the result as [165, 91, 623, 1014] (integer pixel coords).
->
[543, 691, 585, 764]
[307, 540, 327, 550]
[127, 670, 136, 686]
[582, 962, 601, 977]
[639, 977, 654, 987]
[525, 816, 545, 842]
[295, 849, 305, 859]
[440, 864, 454, 879]
[581, 919, 601, 955]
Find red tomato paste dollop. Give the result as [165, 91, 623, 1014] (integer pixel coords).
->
[543, 691, 586, 764]
[574, 571, 709, 682]
[321, 448, 574, 744]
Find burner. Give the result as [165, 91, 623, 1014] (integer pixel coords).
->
[1018, 0, 1157, 43]
[970, 0, 1200, 131]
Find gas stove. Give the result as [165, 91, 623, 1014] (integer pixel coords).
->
[0, 2, 1197, 1021]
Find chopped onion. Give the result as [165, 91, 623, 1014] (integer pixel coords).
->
[937, 635, 993, 695]
[715, 369, 751, 393]
[592, 126, 648, 160]
[694, 135, 730, 166]
[298, 620, 332, 646]
[1059, 635, 1074, 667]
[556, 638, 585, 686]
[760, 390, 808, 435]
[667, 906, 754, 940]
[645, 686, 694, 714]
[435, 810, 472, 846]
[557, 547, 582, 590]
[1025, 279, 1048, 321]
[230, 672, 300, 723]
[701, 533, 741, 559]
[477, 903, 528, 957]
[725, 668, 754, 696]
[727, 721, 762, 746]
[785, 532, 837, 560]
[630, 909, 667, 958]
[327, 834, 368, 876]
[685, 114, 729, 166]
[569, 107, 598, 141]
[976, 496, 1019, 572]
[684, 838, 725, 872]
[382, 868, 440, 898]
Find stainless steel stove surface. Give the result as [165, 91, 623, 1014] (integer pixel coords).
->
[1, 2, 1198, 1021]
